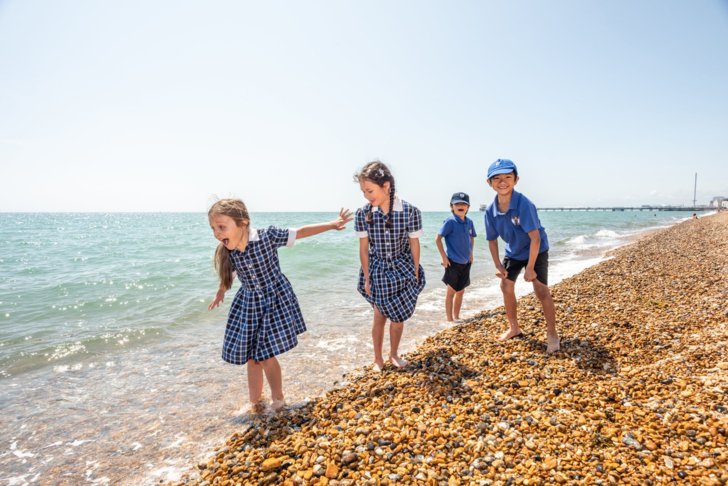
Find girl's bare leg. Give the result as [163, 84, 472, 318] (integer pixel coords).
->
[389, 321, 407, 368]
[260, 357, 285, 410]
[371, 307, 387, 371]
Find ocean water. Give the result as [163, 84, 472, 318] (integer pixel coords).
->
[0, 209, 700, 484]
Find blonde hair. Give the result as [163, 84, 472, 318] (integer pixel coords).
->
[208, 199, 250, 290]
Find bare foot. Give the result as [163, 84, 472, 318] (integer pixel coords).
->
[389, 355, 408, 369]
[271, 399, 286, 412]
[372, 360, 384, 372]
[498, 328, 523, 340]
[546, 334, 561, 353]
[234, 400, 266, 416]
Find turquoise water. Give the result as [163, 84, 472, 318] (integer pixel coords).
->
[0, 210, 699, 484]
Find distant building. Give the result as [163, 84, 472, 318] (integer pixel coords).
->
[710, 196, 727, 208]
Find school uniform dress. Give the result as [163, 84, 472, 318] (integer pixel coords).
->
[355, 197, 426, 322]
[223, 226, 305, 364]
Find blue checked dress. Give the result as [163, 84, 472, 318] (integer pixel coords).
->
[223, 226, 305, 364]
[356, 198, 426, 322]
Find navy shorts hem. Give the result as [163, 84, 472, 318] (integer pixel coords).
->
[503, 251, 548, 285]
[442, 259, 471, 292]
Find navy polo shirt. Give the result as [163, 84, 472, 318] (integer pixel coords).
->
[438, 214, 477, 264]
[484, 190, 548, 261]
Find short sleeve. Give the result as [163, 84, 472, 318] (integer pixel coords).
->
[518, 199, 540, 233]
[354, 208, 368, 238]
[265, 225, 296, 249]
[485, 209, 498, 241]
[407, 205, 424, 238]
[438, 218, 453, 237]
[469, 219, 478, 238]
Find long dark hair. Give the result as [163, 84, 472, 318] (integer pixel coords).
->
[355, 160, 395, 228]
[207, 199, 250, 290]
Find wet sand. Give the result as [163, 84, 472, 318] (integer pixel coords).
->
[175, 212, 727, 484]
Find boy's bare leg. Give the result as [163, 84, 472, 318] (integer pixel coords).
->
[445, 285, 455, 321]
[453, 289, 465, 320]
[498, 278, 523, 340]
[371, 307, 387, 371]
[533, 280, 560, 353]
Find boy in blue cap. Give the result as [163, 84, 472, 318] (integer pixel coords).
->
[484, 159, 560, 353]
[435, 192, 477, 322]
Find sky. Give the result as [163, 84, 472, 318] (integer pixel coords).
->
[1, 1, 727, 212]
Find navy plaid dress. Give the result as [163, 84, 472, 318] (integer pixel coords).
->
[355, 198, 426, 322]
[222, 226, 305, 364]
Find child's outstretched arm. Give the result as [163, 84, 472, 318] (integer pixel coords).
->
[208, 285, 227, 310]
[488, 239, 507, 279]
[295, 208, 353, 239]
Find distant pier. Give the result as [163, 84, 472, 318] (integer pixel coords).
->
[479, 205, 712, 212]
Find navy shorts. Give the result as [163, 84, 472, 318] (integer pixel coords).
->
[442, 259, 471, 292]
[503, 251, 548, 285]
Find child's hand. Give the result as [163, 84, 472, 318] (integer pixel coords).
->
[440, 257, 450, 268]
[495, 265, 507, 280]
[524, 268, 537, 282]
[331, 208, 353, 230]
[364, 277, 371, 296]
[208, 288, 226, 310]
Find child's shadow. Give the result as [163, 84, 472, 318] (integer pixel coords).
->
[406, 347, 481, 401]
[519, 335, 617, 375]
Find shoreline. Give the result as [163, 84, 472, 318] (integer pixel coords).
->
[174, 212, 727, 484]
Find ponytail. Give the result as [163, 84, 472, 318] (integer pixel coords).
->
[214, 243, 234, 290]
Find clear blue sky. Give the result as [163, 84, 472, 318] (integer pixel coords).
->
[1, 1, 727, 212]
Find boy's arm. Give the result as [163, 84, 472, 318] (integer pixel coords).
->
[435, 234, 450, 267]
[488, 239, 507, 279]
[410, 237, 421, 280]
[469, 236, 475, 263]
[296, 209, 353, 239]
[524, 229, 541, 282]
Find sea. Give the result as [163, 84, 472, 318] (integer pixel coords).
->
[0, 209, 702, 485]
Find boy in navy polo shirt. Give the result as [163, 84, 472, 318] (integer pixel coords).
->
[484, 159, 560, 353]
[436, 192, 477, 322]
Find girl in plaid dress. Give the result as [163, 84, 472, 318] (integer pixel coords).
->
[355, 161, 426, 372]
[208, 199, 352, 412]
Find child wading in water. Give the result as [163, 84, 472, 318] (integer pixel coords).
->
[208, 199, 352, 412]
[484, 159, 560, 353]
[435, 192, 477, 322]
[355, 161, 426, 371]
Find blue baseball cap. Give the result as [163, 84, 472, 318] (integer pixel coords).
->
[450, 192, 470, 205]
[487, 159, 518, 179]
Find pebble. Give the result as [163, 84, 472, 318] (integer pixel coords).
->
[172, 213, 728, 485]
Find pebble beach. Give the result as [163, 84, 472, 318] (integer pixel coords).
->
[176, 212, 728, 485]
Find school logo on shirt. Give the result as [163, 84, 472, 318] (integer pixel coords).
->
[511, 216, 520, 226]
